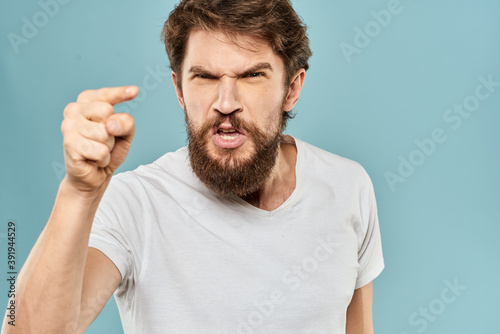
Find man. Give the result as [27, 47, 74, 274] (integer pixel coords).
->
[3, 0, 384, 333]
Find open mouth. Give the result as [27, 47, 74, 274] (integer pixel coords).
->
[212, 126, 247, 149]
[218, 128, 240, 140]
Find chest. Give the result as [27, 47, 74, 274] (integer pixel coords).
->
[130, 202, 361, 333]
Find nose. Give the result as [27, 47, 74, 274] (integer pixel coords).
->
[214, 77, 242, 115]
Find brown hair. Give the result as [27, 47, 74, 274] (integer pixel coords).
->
[161, 0, 312, 88]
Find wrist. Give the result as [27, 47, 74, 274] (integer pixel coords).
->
[59, 176, 109, 208]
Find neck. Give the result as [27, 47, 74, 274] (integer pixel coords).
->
[241, 135, 297, 211]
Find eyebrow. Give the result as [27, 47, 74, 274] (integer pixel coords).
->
[239, 62, 273, 78]
[188, 62, 273, 78]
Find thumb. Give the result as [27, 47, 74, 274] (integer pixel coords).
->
[105, 113, 135, 142]
[105, 113, 136, 172]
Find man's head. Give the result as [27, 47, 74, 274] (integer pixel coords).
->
[161, 0, 312, 130]
[162, 0, 311, 88]
[161, 0, 311, 197]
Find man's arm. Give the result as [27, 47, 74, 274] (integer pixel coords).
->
[75, 248, 122, 332]
[2, 86, 138, 333]
[346, 282, 374, 334]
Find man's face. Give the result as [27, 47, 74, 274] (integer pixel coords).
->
[172, 30, 293, 197]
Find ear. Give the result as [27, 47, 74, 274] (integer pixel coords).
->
[283, 69, 306, 112]
[171, 71, 185, 110]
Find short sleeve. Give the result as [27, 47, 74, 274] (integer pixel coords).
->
[89, 210, 132, 283]
[355, 173, 385, 289]
[88, 177, 135, 289]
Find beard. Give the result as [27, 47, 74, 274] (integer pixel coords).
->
[187, 111, 284, 198]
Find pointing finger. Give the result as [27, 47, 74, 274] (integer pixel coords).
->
[77, 86, 139, 106]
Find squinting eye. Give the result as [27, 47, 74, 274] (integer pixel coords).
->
[247, 72, 264, 78]
[194, 74, 215, 80]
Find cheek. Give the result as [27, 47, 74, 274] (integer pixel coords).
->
[251, 92, 284, 127]
[184, 92, 213, 123]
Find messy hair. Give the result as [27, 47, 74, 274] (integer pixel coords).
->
[161, 0, 312, 127]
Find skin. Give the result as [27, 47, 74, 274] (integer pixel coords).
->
[172, 29, 304, 210]
[346, 282, 375, 334]
[2, 30, 374, 333]
[2, 86, 138, 333]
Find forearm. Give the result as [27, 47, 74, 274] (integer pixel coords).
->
[3, 178, 107, 333]
[346, 283, 374, 334]
[2, 85, 137, 333]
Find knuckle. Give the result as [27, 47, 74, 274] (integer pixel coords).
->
[89, 101, 114, 120]
[61, 119, 78, 136]
[92, 131, 105, 143]
[95, 144, 110, 160]
[77, 89, 92, 101]
[62, 134, 75, 152]
[64, 134, 87, 158]
[63, 102, 78, 118]
[77, 140, 91, 156]
[93, 127, 109, 143]
[98, 101, 115, 117]
[99, 88, 110, 100]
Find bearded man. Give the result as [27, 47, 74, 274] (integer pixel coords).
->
[3, 1, 384, 333]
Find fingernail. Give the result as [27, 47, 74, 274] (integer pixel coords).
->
[125, 86, 134, 96]
[108, 120, 121, 133]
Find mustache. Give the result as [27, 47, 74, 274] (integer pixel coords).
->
[186, 112, 249, 134]
[210, 113, 246, 130]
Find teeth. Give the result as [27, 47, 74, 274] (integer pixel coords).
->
[220, 133, 239, 140]
[220, 129, 236, 133]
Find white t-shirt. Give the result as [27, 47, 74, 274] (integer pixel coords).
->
[89, 137, 384, 334]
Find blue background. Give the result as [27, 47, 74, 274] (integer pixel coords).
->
[1, 0, 499, 333]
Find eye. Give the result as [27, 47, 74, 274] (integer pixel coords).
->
[193, 73, 216, 80]
[246, 72, 265, 78]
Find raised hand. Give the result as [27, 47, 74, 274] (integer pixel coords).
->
[61, 86, 139, 193]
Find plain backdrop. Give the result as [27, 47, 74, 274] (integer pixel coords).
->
[1, 0, 499, 333]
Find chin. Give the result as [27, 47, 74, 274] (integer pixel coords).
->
[207, 142, 256, 169]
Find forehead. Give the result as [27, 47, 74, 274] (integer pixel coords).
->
[182, 29, 284, 75]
